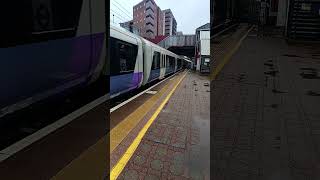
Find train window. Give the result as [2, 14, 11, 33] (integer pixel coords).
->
[0, 0, 82, 47]
[110, 37, 138, 75]
[152, 51, 160, 70]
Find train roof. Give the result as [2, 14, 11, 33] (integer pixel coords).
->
[138, 35, 177, 57]
[110, 25, 178, 57]
[110, 25, 142, 45]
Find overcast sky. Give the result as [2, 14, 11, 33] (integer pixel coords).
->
[110, 0, 210, 34]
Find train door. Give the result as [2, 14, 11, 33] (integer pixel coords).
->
[136, 39, 144, 88]
[159, 53, 166, 79]
[0, 0, 92, 117]
[145, 48, 161, 84]
[174, 57, 178, 72]
[142, 42, 153, 85]
[109, 37, 140, 97]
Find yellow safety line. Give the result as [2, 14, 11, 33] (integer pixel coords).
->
[210, 26, 254, 81]
[109, 75, 179, 153]
[110, 71, 188, 180]
[52, 136, 107, 180]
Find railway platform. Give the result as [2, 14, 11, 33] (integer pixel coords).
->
[212, 24, 320, 179]
[109, 70, 210, 179]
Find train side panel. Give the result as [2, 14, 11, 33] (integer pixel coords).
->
[87, 0, 107, 84]
[0, 0, 104, 118]
[110, 26, 143, 98]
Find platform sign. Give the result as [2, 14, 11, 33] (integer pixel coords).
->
[32, 0, 53, 32]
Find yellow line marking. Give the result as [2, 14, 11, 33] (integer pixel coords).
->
[51, 136, 107, 180]
[210, 26, 254, 81]
[109, 75, 180, 154]
[110, 71, 188, 180]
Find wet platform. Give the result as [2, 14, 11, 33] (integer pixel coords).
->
[110, 71, 210, 179]
[212, 25, 320, 179]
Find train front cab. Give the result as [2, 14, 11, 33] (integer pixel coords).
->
[110, 26, 143, 98]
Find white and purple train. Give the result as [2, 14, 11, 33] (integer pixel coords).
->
[0, 1, 190, 119]
[0, 0, 107, 119]
[110, 25, 188, 98]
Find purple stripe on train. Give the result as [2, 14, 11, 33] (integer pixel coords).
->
[110, 72, 143, 96]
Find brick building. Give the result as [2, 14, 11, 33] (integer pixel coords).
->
[132, 0, 164, 39]
[162, 9, 177, 36]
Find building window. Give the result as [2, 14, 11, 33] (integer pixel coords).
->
[146, 29, 154, 34]
[146, 22, 154, 27]
[146, 0, 155, 5]
[146, 7, 154, 13]
[146, 14, 154, 20]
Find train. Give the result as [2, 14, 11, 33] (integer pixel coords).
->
[0, 0, 107, 120]
[110, 25, 189, 98]
[0, 1, 190, 120]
